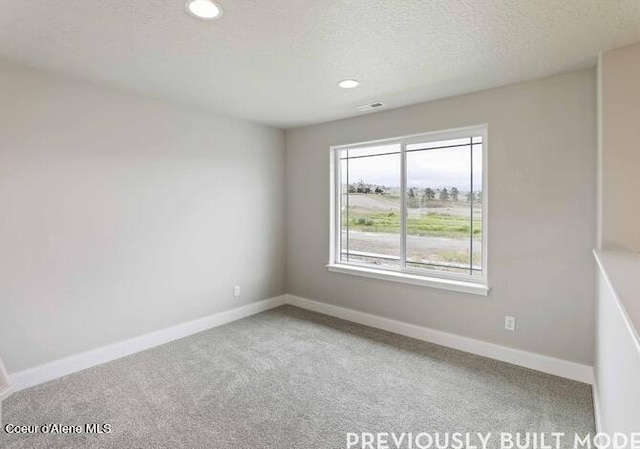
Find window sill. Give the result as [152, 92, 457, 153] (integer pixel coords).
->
[326, 263, 489, 296]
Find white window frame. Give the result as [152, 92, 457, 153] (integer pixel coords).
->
[328, 125, 489, 296]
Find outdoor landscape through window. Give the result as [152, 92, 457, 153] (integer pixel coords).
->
[338, 133, 484, 279]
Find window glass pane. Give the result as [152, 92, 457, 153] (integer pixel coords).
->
[340, 145, 401, 268]
[340, 157, 349, 259]
[335, 129, 485, 281]
[405, 144, 477, 276]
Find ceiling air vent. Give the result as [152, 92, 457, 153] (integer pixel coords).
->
[356, 102, 385, 112]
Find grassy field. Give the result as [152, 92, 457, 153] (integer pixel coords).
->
[344, 210, 481, 239]
[341, 193, 483, 271]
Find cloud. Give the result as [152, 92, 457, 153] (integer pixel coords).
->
[344, 145, 482, 191]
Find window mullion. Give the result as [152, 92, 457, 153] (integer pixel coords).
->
[345, 150, 349, 263]
[469, 144, 474, 276]
[336, 150, 343, 264]
[400, 144, 407, 270]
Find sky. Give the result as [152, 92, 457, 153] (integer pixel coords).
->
[342, 143, 483, 191]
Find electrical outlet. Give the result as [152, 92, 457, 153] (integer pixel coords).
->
[504, 316, 516, 331]
[233, 285, 240, 297]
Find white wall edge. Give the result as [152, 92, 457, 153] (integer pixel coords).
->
[596, 52, 603, 251]
[591, 381, 603, 433]
[285, 294, 594, 384]
[8, 295, 286, 393]
[593, 250, 640, 353]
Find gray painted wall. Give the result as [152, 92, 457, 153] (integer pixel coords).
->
[599, 42, 640, 252]
[286, 69, 597, 365]
[0, 61, 285, 373]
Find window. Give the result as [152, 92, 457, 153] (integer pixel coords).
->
[329, 126, 488, 295]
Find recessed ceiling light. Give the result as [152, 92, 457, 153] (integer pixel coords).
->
[338, 79, 360, 89]
[185, 0, 223, 20]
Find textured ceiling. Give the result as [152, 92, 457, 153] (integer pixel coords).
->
[1, 1, 640, 128]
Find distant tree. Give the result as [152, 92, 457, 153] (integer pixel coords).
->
[451, 187, 459, 201]
[423, 188, 435, 200]
[465, 191, 474, 202]
[474, 191, 483, 204]
[439, 188, 450, 201]
[407, 187, 419, 208]
[348, 181, 388, 195]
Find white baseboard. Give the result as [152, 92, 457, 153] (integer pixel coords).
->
[0, 386, 12, 402]
[8, 295, 286, 393]
[0, 358, 9, 394]
[285, 294, 594, 384]
[6, 292, 594, 396]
